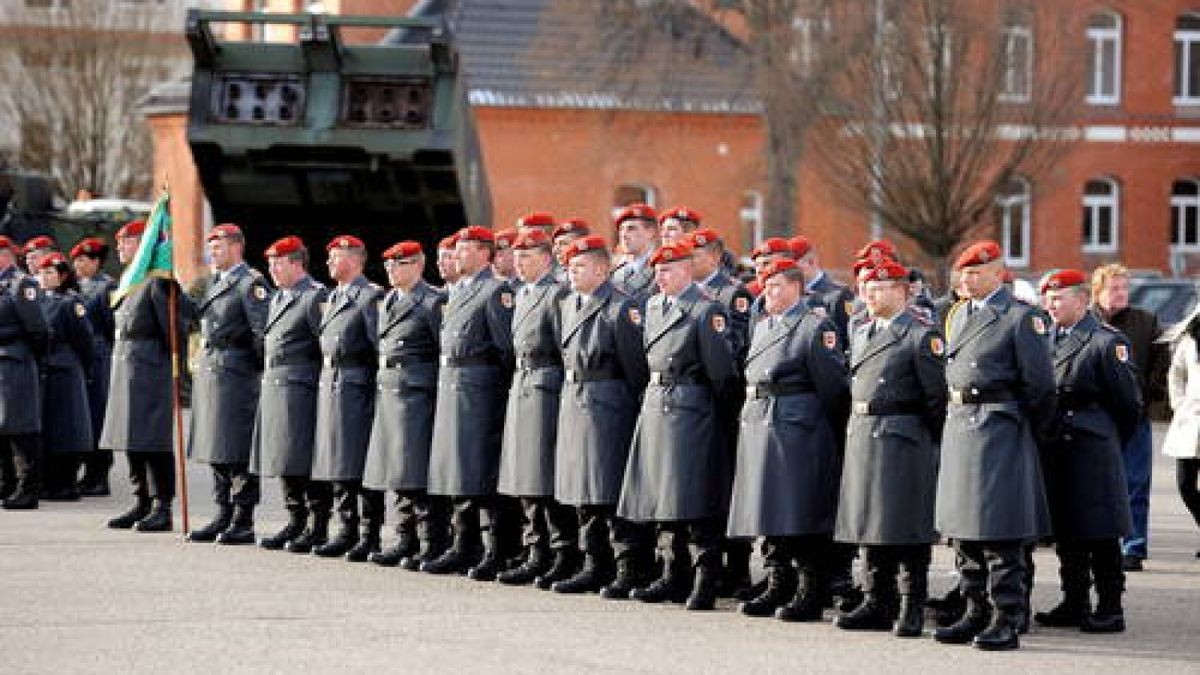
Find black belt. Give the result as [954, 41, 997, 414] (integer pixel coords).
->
[322, 354, 373, 369]
[1056, 391, 1097, 409]
[852, 399, 925, 416]
[649, 371, 703, 386]
[745, 382, 814, 399]
[564, 368, 622, 383]
[439, 354, 497, 368]
[949, 387, 1017, 405]
[201, 339, 253, 351]
[515, 354, 562, 370]
[115, 329, 156, 341]
[267, 353, 319, 368]
[380, 354, 435, 369]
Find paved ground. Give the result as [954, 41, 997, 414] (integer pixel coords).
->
[2, 425, 1198, 674]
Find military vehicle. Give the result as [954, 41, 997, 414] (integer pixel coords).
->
[184, 6, 491, 279]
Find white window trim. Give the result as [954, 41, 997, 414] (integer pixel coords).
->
[610, 184, 658, 223]
[1082, 180, 1120, 253]
[1176, 25, 1200, 105]
[997, 180, 1031, 268]
[740, 190, 764, 248]
[999, 24, 1033, 103]
[1086, 15, 1122, 105]
[1171, 180, 1200, 252]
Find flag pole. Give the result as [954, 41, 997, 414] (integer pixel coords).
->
[160, 177, 189, 537]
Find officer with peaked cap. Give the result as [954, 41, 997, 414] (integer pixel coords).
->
[933, 240, 1054, 651]
[310, 235, 383, 560]
[423, 226, 518, 579]
[361, 241, 450, 570]
[250, 236, 333, 553]
[611, 204, 658, 301]
[186, 223, 271, 545]
[727, 258, 850, 622]
[618, 241, 738, 611]
[71, 237, 118, 496]
[0, 236, 49, 509]
[548, 235, 652, 596]
[494, 230, 578, 588]
[101, 220, 186, 531]
[833, 261, 946, 637]
[1034, 269, 1139, 634]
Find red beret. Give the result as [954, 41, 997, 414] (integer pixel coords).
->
[70, 237, 107, 259]
[264, 236, 305, 258]
[614, 203, 657, 226]
[382, 240, 423, 260]
[513, 230, 551, 250]
[206, 223, 242, 242]
[36, 251, 67, 270]
[0, 236, 15, 252]
[648, 242, 693, 266]
[658, 206, 701, 227]
[855, 239, 896, 260]
[685, 228, 722, 248]
[552, 218, 590, 240]
[861, 261, 909, 283]
[745, 278, 762, 297]
[516, 211, 556, 230]
[326, 234, 365, 252]
[457, 225, 495, 244]
[953, 240, 1002, 271]
[437, 233, 459, 250]
[789, 235, 813, 258]
[493, 228, 518, 250]
[115, 220, 146, 239]
[23, 235, 57, 254]
[563, 235, 608, 263]
[759, 258, 800, 282]
[751, 237, 793, 260]
[1039, 268, 1087, 294]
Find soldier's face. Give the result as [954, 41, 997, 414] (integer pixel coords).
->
[513, 248, 550, 283]
[492, 247, 515, 277]
[1095, 274, 1129, 313]
[794, 254, 818, 283]
[72, 256, 99, 279]
[568, 253, 607, 294]
[455, 241, 491, 276]
[267, 255, 303, 288]
[862, 280, 907, 319]
[654, 259, 691, 296]
[437, 249, 460, 282]
[25, 250, 46, 272]
[753, 253, 783, 276]
[1046, 287, 1088, 326]
[384, 255, 423, 289]
[959, 263, 1002, 299]
[327, 248, 363, 283]
[207, 237, 244, 271]
[659, 220, 685, 245]
[0, 249, 14, 271]
[763, 275, 801, 315]
[619, 220, 655, 256]
[116, 236, 140, 265]
[691, 247, 719, 279]
[37, 267, 62, 290]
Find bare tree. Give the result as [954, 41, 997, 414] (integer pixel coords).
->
[808, 0, 1084, 288]
[0, 0, 191, 200]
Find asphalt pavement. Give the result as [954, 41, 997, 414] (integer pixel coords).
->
[1, 424, 1198, 674]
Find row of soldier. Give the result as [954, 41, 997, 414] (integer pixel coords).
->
[0, 205, 1142, 652]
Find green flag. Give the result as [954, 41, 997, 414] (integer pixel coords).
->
[113, 189, 173, 305]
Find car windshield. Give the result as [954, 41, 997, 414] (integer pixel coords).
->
[1130, 281, 1198, 326]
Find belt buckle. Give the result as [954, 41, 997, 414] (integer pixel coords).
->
[379, 354, 388, 369]
[517, 356, 530, 370]
[745, 385, 758, 399]
[650, 372, 664, 385]
[950, 390, 964, 405]
[323, 355, 334, 368]
[853, 401, 870, 415]
[566, 369, 580, 383]
[439, 355, 451, 367]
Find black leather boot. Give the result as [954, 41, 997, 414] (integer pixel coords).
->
[735, 576, 768, 603]
[421, 545, 482, 575]
[775, 568, 825, 623]
[78, 474, 110, 497]
[401, 534, 448, 571]
[1034, 594, 1091, 628]
[370, 532, 417, 567]
[685, 561, 721, 611]
[934, 595, 991, 644]
[345, 521, 381, 562]
[134, 500, 173, 533]
[186, 504, 232, 543]
[739, 564, 797, 618]
[927, 585, 966, 627]
[534, 548, 582, 590]
[466, 549, 507, 582]
[216, 505, 256, 545]
[893, 595, 926, 637]
[312, 517, 359, 557]
[498, 546, 551, 586]
[973, 606, 1021, 650]
[631, 559, 692, 604]
[107, 499, 152, 530]
[2, 489, 39, 510]
[1080, 597, 1125, 633]
[720, 544, 753, 599]
[834, 594, 897, 631]
[285, 511, 330, 554]
[260, 510, 307, 550]
[600, 554, 650, 600]
[552, 553, 614, 594]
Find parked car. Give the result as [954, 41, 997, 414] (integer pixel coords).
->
[1129, 277, 1198, 328]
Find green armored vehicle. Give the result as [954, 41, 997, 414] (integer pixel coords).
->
[185, 6, 490, 277]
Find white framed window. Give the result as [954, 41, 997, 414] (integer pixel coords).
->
[1082, 178, 1120, 253]
[996, 177, 1031, 268]
[1171, 179, 1200, 251]
[739, 189, 763, 251]
[1176, 14, 1200, 105]
[1000, 14, 1033, 102]
[880, 20, 902, 101]
[611, 184, 657, 221]
[790, 12, 832, 77]
[1086, 12, 1122, 105]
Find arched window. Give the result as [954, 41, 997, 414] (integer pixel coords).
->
[1175, 13, 1200, 105]
[1082, 178, 1120, 252]
[996, 177, 1031, 267]
[1086, 12, 1122, 105]
[1171, 178, 1200, 250]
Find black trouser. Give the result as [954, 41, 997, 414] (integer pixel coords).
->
[576, 504, 617, 558]
[80, 450, 113, 482]
[43, 452, 82, 493]
[310, 479, 363, 523]
[860, 544, 932, 598]
[764, 533, 831, 591]
[210, 461, 260, 508]
[0, 434, 41, 497]
[954, 539, 1025, 611]
[519, 496, 579, 551]
[127, 451, 175, 502]
[451, 495, 521, 559]
[654, 517, 723, 571]
[284, 476, 332, 519]
[1054, 537, 1124, 608]
[1177, 459, 1200, 529]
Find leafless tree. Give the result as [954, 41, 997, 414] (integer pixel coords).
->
[0, 0, 192, 200]
[808, 0, 1084, 288]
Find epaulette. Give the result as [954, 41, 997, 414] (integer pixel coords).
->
[907, 305, 934, 325]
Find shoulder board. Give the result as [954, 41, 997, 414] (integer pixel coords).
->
[907, 305, 934, 325]
[248, 268, 264, 278]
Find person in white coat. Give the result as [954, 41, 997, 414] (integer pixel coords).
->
[1162, 316, 1200, 558]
